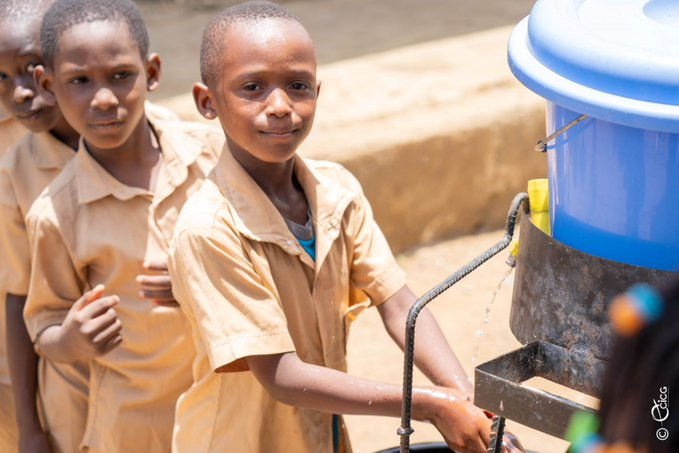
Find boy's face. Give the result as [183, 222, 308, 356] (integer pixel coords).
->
[198, 18, 319, 164]
[0, 18, 62, 132]
[41, 20, 158, 151]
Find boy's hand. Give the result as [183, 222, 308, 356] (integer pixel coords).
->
[57, 284, 122, 361]
[415, 386, 491, 453]
[136, 260, 178, 307]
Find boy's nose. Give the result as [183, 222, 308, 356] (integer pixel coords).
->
[265, 88, 292, 117]
[91, 86, 119, 111]
[12, 84, 34, 104]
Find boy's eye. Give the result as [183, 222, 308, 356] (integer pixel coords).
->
[242, 83, 261, 92]
[290, 82, 310, 91]
[0, 72, 7, 82]
[113, 71, 131, 80]
[69, 76, 89, 85]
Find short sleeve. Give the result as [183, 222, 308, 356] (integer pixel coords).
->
[169, 212, 295, 373]
[346, 183, 407, 306]
[24, 202, 85, 342]
[0, 169, 30, 294]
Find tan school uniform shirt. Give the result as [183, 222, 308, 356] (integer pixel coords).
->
[0, 103, 179, 453]
[24, 117, 223, 453]
[168, 149, 407, 453]
[0, 114, 27, 453]
[0, 132, 81, 453]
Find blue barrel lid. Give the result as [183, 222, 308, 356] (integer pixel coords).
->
[508, 0, 679, 132]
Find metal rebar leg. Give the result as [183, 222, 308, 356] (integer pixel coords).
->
[488, 416, 506, 453]
[398, 193, 529, 453]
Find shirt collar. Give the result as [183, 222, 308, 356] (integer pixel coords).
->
[76, 115, 202, 205]
[214, 146, 355, 267]
[31, 132, 76, 170]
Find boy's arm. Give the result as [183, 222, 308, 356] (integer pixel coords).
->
[376, 284, 472, 394]
[246, 351, 490, 453]
[25, 206, 122, 363]
[5, 293, 51, 452]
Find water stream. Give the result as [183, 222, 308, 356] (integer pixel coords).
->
[470, 266, 515, 370]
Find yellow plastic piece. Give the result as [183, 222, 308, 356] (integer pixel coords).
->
[527, 178, 550, 235]
[508, 239, 520, 258]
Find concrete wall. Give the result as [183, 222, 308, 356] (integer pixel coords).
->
[159, 26, 547, 253]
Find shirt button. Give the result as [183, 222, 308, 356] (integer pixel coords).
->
[287, 240, 293, 246]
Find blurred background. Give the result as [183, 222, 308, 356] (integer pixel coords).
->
[137, 1, 579, 451]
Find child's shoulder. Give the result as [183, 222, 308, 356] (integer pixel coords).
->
[25, 158, 78, 225]
[0, 134, 35, 205]
[153, 118, 224, 169]
[174, 175, 229, 240]
[302, 157, 364, 195]
[0, 115, 27, 155]
[0, 132, 33, 170]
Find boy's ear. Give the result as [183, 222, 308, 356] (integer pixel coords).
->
[192, 82, 217, 120]
[33, 65, 57, 107]
[145, 53, 162, 92]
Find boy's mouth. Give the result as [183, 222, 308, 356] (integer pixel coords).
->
[15, 108, 45, 122]
[260, 128, 296, 137]
[91, 119, 124, 130]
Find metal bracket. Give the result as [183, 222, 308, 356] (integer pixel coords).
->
[474, 341, 601, 439]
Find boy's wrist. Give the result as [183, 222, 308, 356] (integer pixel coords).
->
[411, 386, 445, 424]
[38, 324, 77, 363]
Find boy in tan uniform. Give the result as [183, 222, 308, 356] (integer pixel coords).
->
[23, 0, 222, 451]
[0, 2, 181, 452]
[0, 1, 79, 451]
[169, 2, 520, 453]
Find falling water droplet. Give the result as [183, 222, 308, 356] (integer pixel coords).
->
[475, 330, 485, 337]
[500, 400, 505, 412]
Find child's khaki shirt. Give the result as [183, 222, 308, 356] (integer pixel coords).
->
[0, 114, 27, 453]
[0, 104, 179, 453]
[169, 149, 407, 453]
[0, 132, 83, 453]
[24, 118, 223, 453]
[0, 116, 27, 155]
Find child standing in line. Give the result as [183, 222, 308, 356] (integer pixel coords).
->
[0, 1, 80, 451]
[23, 0, 222, 451]
[169, 2, 518, 452]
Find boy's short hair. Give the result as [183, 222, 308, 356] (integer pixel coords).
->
[41, 0, 149, 66]
[0, 0, 53, 25]
[200, 0, 301, 87]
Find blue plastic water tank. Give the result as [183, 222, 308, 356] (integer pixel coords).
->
[508, 0, 679, 271]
